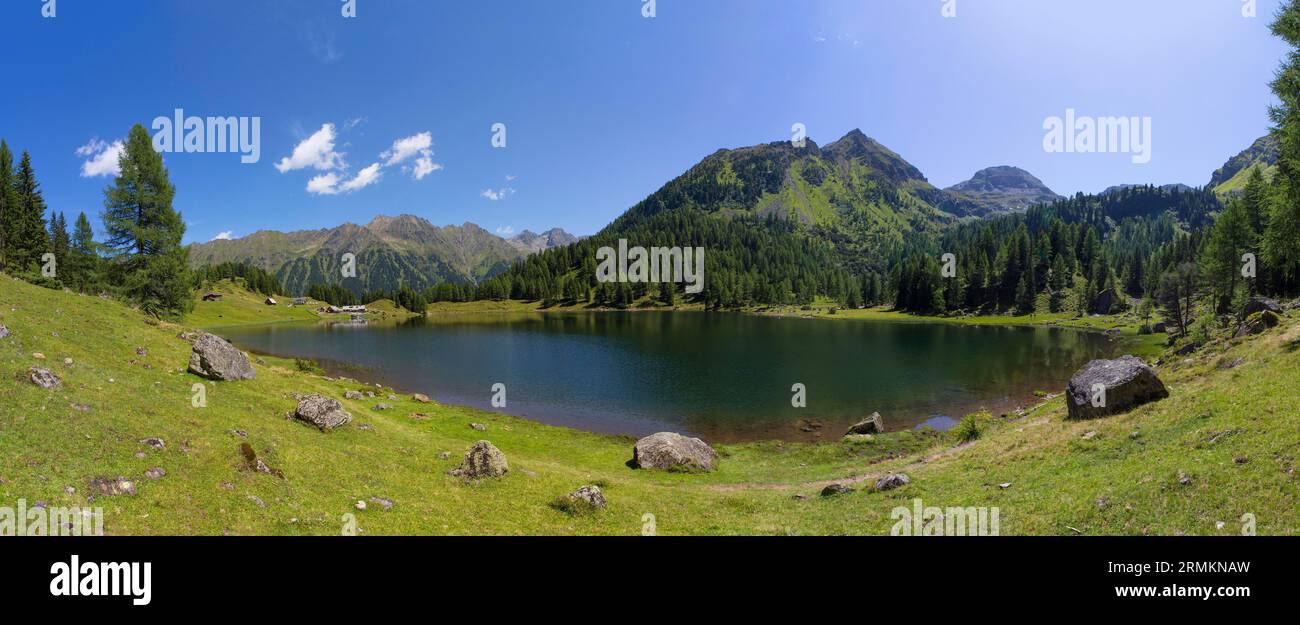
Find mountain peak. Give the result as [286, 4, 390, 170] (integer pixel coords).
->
[944, 166, 1062, 214]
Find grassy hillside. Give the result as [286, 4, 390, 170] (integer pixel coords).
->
[1, 274, 1296, 535]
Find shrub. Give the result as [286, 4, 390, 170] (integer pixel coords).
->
[952, 414, 984, 443]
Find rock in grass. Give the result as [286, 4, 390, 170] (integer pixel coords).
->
[344, 390, 365, 400]
[88, 477, 136, 497]
[187, 333, 256, 381]
[820, 483, 853, 497]
[0, 324, 9, 339]
[144, 467, 166, 480]
[1241, 296, 1284, 318]
[561, 485, 607, 512]
[450, 441, 509, 479]
[27, 367, 61, 389]
[1065, 356, 1168, 420]
[412, 393, 432, 403]
[294, 394, 353, 430]
[845, 412, 884, 436]
[632, 432, 718, 472]
[874, 473, 911, 491]
[1236, 310, 1280, 337]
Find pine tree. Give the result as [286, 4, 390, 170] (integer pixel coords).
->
[8, 151, 49, 274]
[101, 124, 192, 317]
[1262, 0, 1300, 294]
[0, 140, 13, 270]
[49, 212, 70, 280]
[68, 212, 100, 292]
[1203, 198, 1253, 312]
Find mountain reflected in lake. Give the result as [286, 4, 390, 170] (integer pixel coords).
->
[218, 312, 1116, 443]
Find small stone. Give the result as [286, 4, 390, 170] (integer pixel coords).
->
[845, 412, 885, 436]
[820, 483, 852, 497]
[437, 451, 451, 460]
[344, 390, 365, 400]
[410, 413, 431, 421]
[373, 403, 392, 411]
[27, 367, 61, 389]
[368, 497, 394, 511]
[412, 393, 432, 403]
[469, 422, 487, 431]
[63, 358, 73, 366]
[1081, 431, 1097, 440]
[135, 347, 148, 356]
[998, 482, 1012, 489]
[1234, 456, 1249, 464]
[70, 403, 91, 413]
[219, 482, 235, 491]
[355, 500, 367, 511]
[229, 429, 248, 438]
[1216, 521, 1226, 530]
[134, 452, 146, 459]
[247, 495, 266, 508]
[564, 485, 607, 510]
[0, 325, 9, 339]
[144, 467, 166, 480]
[387, 394, 397, 401]
[1177, 471, 1193, 486]
[64, 486, 75, 495]
[33, 352, 46, 359]
[1096, 496, 1109, 509]
[875, 473, 911, 491]
[140, 438, 165, 450]
[89, 477, 136, 497]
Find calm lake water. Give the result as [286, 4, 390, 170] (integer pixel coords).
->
[218, 312, 1116, 443]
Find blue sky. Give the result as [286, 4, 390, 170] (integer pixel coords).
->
[0, 0, 1288, 244]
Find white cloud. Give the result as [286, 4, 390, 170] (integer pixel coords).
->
[211, 231, 235, 241]
[496, 226, 514, 235]
[77, 138, 125, 178]
[340, 163, 383, 192]
[383, 131, 442, 180]
[411, 156, 442, 180]
[481, 187, 516, 201]
[382, 132, 432, 166]
[275, 123, 346, 173]
[309, 164, 381, 195]
[505, 174, 517, 181]
[306, 172, 342, 195]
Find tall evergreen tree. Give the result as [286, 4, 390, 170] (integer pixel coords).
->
[1262, 0, 1300, 294]
[101, 124, 192, 317]
[68, 212, 101, 292]
[8, 151, 49, 273]
[0, 140, 14, 269]
[49, 212, 70, 279]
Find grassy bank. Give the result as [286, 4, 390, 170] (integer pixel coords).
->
[2, 274, 1296, 535]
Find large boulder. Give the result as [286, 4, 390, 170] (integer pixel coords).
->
[1065, 356, 1168, 420]
[1241, 296, 1284, 318]
[632, 432, 718, 472]
[450, 441, 509, 479]
[188, 333, 256, 381]
[1236, 310, 1280, 337]
[293, 394, 353, 430]
[845, 412, 884, 436]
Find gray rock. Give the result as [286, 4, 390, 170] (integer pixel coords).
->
[187, 333, 256, 381]
[820, 483, 852, 497]
[344, 390, 365, 400]
[632, 432, 718, 472]
[565, 485, 607, 510]
[0, 324, 9, 339]
[845, 412, 884, 436]
[27, 367, 61, 389]
[1242, 296, 1284, 318]
[88, 477, 136, 497]
[140, 437, 165, 450]
[144, 467, 166, 480]
[450, 440, 509, 479]
[373, 403, 392, 411]
[293, 394, 353, 430]
[368, 497, 395, 511]
[874, 473, 911, 491]
[469, 422, 487, 431]
[1065, 356, 1169, 420]
[1236, 310, 1280, 337]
